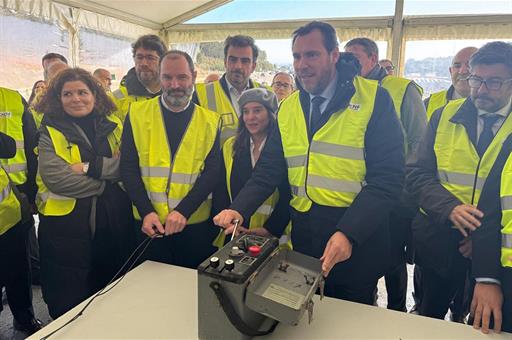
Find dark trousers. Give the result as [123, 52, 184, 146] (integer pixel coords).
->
[419, 258, 470, 319]
[385, 262, 408, 311]
[28, 223, 40, 284]
[413, 264, 423, 309]
[136, 220, 218, 269]
[449, 270, 472, 322]
[324, 280, 378, 305]
[384, 212, 411, 312]
[290, 206, 388, 305]
[0, 219, 35, 324]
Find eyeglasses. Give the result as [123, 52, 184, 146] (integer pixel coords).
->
[272, 82, 292, 89]
[467, 76, 512, 90]
[134, 54, 159, 63]
[384, 66, 395, 72]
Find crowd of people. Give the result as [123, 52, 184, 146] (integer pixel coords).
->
[0, 19, 511, 336]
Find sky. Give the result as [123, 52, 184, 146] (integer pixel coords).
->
[188, 0, 512, 24]
[189, 0, 512, 65]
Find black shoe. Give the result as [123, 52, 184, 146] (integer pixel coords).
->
[13, 317, 43, 335]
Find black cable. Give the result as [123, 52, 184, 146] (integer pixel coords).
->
[39, 235, 156, 340]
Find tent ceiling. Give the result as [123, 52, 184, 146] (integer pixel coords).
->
[52, 0, 232, 30]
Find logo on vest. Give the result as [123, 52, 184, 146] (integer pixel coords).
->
[0, 111, 12, 118]
[348, 103, 361, 111]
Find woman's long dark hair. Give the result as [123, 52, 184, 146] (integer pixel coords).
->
[28, 80, 45, 107]
[232, 104, 277, 158]
[34, 68, 116, 118]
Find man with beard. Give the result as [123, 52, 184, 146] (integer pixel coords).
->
[412, 46, 478, 321]
[407, 42, 512, 322]
[425, 47, 478, 120]
[120, 51, 221, 268]
[194, 35, 270, 144]
[112, 35, 167, 122]
[214, 21, 404, 304]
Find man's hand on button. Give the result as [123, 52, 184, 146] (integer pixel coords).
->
[213, 209, 244, 235]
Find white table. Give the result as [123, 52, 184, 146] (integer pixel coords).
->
[30, 261, 511, 339]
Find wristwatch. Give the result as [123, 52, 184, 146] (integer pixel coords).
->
[82, 162, 90, 174]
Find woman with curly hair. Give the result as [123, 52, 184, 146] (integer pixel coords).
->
[34, 68, 133, 318]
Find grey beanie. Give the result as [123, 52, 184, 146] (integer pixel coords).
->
[238, 88, 278, 115]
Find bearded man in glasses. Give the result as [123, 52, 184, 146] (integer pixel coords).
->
[407, 41, 512, 327]
[111, 34, 168, 122]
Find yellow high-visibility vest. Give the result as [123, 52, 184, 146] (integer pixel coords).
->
[0, 166, 21, 235]
[213, 136, 292, 249]
[195, 80, 270, 145]
[499, 152, 512, 268]
[129, 97, 220, 224]
[30, 108, 44, 129]
[380, 76, 423, 121]
[111, 83, 155, 123]
[0, 88, 27, 185]
[36, 116, 122, 216]
[278, 76, 377, 212]
[426, 90, 449, 121]
[434, 99, 512, 207]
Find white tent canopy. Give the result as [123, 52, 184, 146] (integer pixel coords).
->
[1, 0, 512, 93]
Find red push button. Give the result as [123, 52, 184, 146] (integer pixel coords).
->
[248, 245, 261, 257]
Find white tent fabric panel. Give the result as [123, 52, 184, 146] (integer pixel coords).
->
[166, 18, 392, 43]
[2, 0, 157, 41]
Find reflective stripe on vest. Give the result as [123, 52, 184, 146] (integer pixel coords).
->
[130, 97, 219, 224]
[0, 88, 27, 185]
[0, 166, 21, 235]
[196, 81, 238, 145]
[500, 153, 512, 268]
[111, 84, 153, 123]
[196, 80, 270, 145]
[434, 98, 512, 206]
[278, 76, 376, 212]
[36, 116, 122, 216]
[426, 90, 449, 121]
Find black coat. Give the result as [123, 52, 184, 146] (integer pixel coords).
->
[407, 98, 508, 278]
[38, 113, 134, 318]
[471, 133, 512, 333]
[213, 135, 291, 238]
[230, 65, 405, 287]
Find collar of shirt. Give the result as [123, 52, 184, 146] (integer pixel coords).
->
[226, 77, 250, 116]
[249, 136, 267, 168]
[475, 97, 512, 141]
[451, 89, 464, 100]
[160, 95, 191, 113]
[309, 71, 338, 115]
[366, 64, 384, 81]
[144, 85, 161, 95]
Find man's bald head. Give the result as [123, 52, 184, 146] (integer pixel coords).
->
[93, 68, 112, 91]
[450, 46, 478, 97]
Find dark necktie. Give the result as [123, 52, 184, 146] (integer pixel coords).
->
[310, 96, 326, 131]
[476, 114, 500, 157]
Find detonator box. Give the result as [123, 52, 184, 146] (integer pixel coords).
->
[197, 234, 323, 340]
